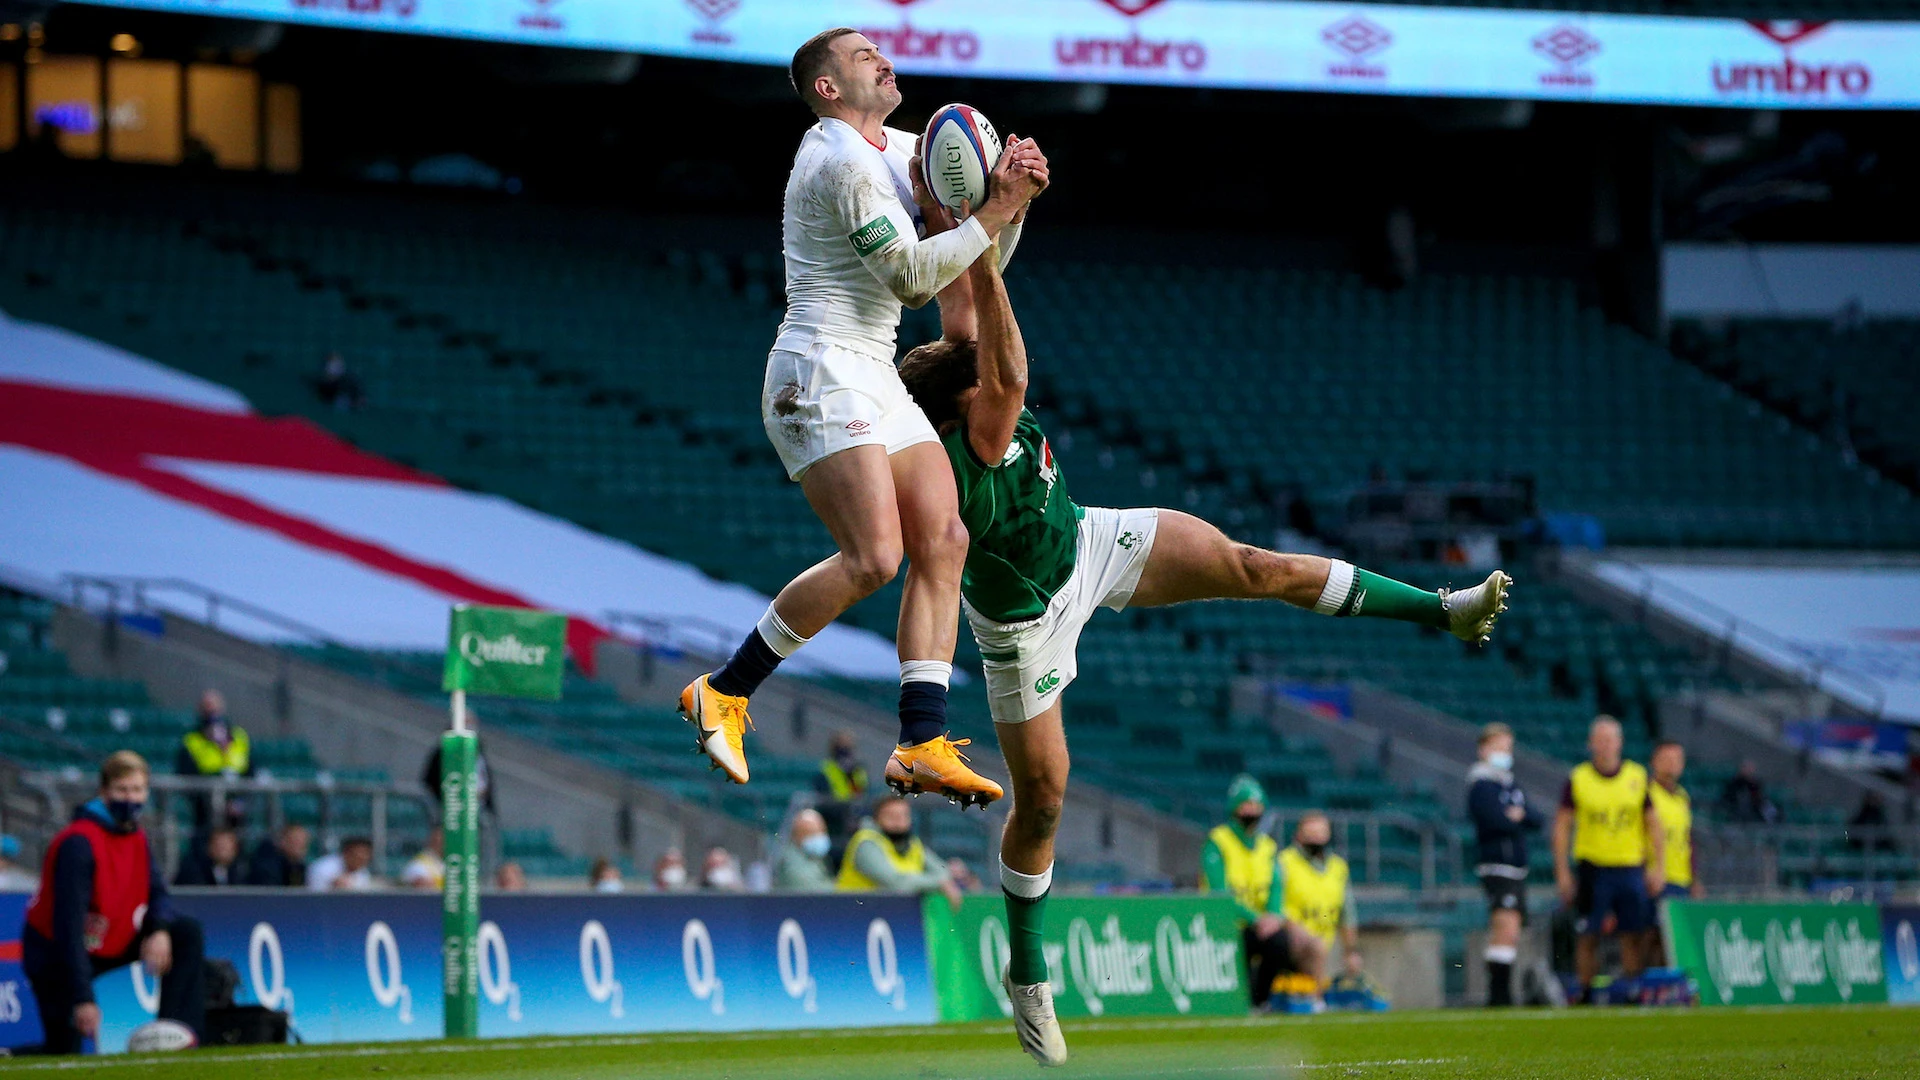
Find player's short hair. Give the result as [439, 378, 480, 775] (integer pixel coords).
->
[1296, 810, 1330, 830]
[1590, 713, 1621, 735]
[898, 338, 979, 432]
[99, 750, 150, 788]
[790, 27, 859, 110]
[1477, 722, 1513, 748]
[1652, 739, 1684, 755]
[342, 835, 374, 852]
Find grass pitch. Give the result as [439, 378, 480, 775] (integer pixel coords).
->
[5, 1007, 1917, 1079]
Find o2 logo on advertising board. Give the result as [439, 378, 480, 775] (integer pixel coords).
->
[366, 921, 413, 1024]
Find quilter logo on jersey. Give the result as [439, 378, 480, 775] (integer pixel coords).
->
[1532, 24, 1600, 88]
[1713, 21, 1871, 100]
[686, 0, 738, 45]
[1055, 0, 1207, 75]
[1322, 16, 1392, 80]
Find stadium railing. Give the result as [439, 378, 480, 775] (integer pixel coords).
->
[15, 771, 440, 879]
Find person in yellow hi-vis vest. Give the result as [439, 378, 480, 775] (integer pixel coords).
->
[1200, 775, 1288, 1009]
[1202, 777, 1359, 1011]
[836, 795, 962, 909]
[1647, 740, 1702, 964]
[172, 689, 253, 834]
[1553, 715, 1665, 1003]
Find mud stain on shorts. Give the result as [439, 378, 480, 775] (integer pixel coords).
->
[773, 381, 804, 417]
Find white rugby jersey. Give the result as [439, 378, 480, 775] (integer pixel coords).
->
[774, 117, 993, 362]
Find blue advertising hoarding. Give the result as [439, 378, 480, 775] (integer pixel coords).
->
[2, 891, 933, 1053]
[1882, 905, 1920, 1005]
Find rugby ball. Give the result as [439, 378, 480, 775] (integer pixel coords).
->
[126, 1019, 198, 1052]
[920, 103, 1002, 214]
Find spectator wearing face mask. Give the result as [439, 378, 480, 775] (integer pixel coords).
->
[813, 730, 869, 845]
[589, 858, 625, 894]
[701, 847, 745, 891]
[174, 689, 253, 833]
[1467, 723, 1541, 1007]
[836, 796, 962, 910]
[22, 752, 207, 1053]
[774, 809, 836, 892]
[1201, 774, 1289, 1010]
[653, 849, 689, 891]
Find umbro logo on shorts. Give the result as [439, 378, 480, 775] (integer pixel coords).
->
[845, 420, 871, 434]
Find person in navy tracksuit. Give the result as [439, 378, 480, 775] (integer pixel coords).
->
[21, 751, 206, 1054]
[1467, 723, 1542, 1007]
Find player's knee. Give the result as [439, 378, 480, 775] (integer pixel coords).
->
[845, 547, 902, 596]
[915, 513, 969, 569]
[1012, 775, 1066, 842]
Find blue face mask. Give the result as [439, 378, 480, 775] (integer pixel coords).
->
[1488, 751, 1514, 771]
[801, 834, 831, 859]
[106, 799, 146, 829]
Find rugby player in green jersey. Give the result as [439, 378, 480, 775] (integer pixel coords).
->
[899, 212, 1510, 1067]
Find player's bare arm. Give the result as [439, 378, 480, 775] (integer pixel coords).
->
[964, 247, 1029, 465]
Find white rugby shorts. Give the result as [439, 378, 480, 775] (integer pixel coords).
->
[762, 343, 940, 481]
[966, 506, 1162, 725]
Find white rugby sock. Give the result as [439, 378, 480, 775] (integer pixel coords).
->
[1312, 559, 1356, 615]
[757, 604, 811, 659]
[900, 659, 953, 688]
[1001, 860, 1053, 899]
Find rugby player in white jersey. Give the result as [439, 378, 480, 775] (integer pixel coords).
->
[680, 28, 1046, 804]
[899, 216, 1510, 1065]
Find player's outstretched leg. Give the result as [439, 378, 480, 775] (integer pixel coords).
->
[682, 445, 906, 784]
[882, 442, 1003, 808]
[994, 703, 1069, 1066]
[1126, 510, 1511, 644]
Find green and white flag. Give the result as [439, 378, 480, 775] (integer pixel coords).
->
[442, 604, 567, 701]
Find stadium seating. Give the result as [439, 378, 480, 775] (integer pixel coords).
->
[1674, 317, 1920, 493]
[0, 173, 1885, 885]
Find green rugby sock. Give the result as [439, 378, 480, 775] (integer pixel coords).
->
[1004, 888, 1050, 986]
[1313, 561, 1448, 630]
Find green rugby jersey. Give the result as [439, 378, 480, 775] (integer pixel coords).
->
[944, 408, 1081, 623]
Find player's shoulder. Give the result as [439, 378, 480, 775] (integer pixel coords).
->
[881, 125, 920, 156]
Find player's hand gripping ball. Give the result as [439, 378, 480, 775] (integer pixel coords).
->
[920, 104, 1002, 214]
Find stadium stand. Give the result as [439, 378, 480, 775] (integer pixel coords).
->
[1673, 316, 1920, 493]
[0, 172, 1884, 890]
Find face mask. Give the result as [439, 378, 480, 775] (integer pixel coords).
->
[1300, 841, 1328, 860]
[105, 799, 146, 829]
[1236, 812, 1263, 830]
[594, 876, 624, 894]
[801, 834, 832, 858]
[706, 865, 742, 888]
[1487, 751, 1514, 771]
[658, 866, 687, 888]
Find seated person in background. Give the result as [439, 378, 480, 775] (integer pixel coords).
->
[945, 857, 981, 893]
[400, 828, 445, 891]
[701, 847, 745, 891]
[247, 823, 310, 887]
[813, 730, 869, 845]
[836, 795, 962, 910]
[174, 690, 253, 833]
[1201, 775, 1289, 1011]
[1273, 812, 1362, 1007]
[315, 352, 363, 411]
[1717, 759, 1777, 825]
[306, 836, 376, 892]
[22, 752, 207, 1053]
[174, 826, 246, 887]
[772, 808, 836, 892]
[494, 861, 528, 891]
[590, 858, 625, 894]
[652, 850, 688, 891]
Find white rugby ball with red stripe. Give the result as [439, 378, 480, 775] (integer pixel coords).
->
[126, 1019, 198, 1052]
[920, 103, 1003, 214]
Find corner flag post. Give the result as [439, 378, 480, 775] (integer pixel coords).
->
[439, 603, 567, 1038]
